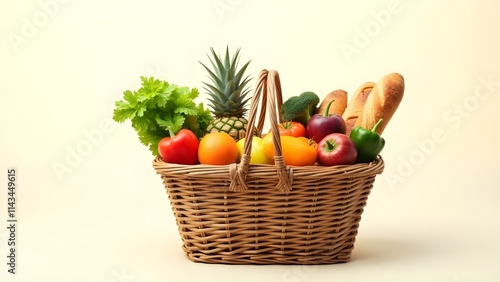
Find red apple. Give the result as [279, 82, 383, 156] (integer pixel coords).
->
[316, 133, 357, 166]
[306, 101, 346, 143]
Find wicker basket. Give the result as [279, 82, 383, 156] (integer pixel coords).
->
[153, 70, 384, 264]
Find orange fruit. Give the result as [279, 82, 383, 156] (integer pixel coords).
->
[198, 132, 239, 165]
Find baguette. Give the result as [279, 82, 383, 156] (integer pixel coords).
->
[342, 81, 376, 135]
[355, 73, 405, 135]
[316, 89, 348, 116]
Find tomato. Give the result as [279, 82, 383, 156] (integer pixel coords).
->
[270, 121, 307, 137]
[198, 132, 239, 165]
[236, 137, 274, 165]
[262, 133, 317, 166]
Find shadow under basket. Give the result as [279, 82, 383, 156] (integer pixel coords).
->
[153, 156, 384, 265]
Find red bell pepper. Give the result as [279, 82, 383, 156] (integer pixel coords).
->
[158, 128, 199, 165]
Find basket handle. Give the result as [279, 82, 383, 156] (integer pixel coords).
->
[229, 69, 292, 192]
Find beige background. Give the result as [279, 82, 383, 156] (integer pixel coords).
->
[1, 0, 499, 281]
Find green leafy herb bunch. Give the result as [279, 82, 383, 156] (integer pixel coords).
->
[113, 76, 212, 156]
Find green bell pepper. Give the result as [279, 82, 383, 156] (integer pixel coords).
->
[350, 119, 385, 163]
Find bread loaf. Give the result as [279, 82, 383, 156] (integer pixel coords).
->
[316, 89, 348, 116]
[354, 73, 404, 135]
[342, 82, 375, 135]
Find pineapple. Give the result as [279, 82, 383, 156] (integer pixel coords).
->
[200, 46, 257, 141]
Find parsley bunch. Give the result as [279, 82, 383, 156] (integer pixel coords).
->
[113, 76, 212, 156]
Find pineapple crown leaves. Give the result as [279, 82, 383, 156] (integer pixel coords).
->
[199, 46, 252, 116]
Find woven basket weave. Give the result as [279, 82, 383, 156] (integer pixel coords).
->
[153, 70, 384, 264]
